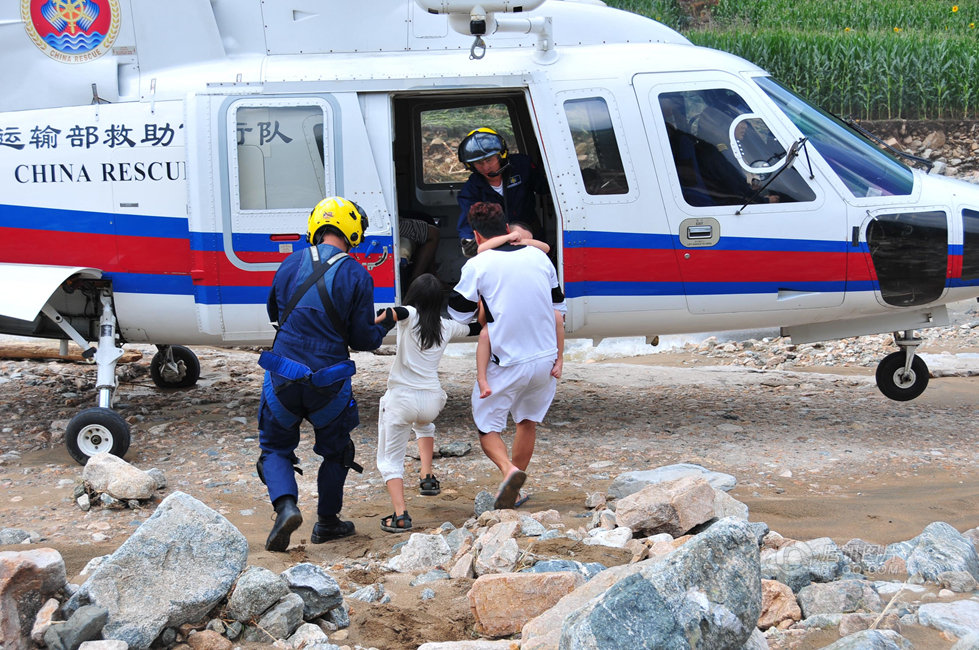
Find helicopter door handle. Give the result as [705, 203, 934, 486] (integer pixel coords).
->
[686, 225, 713, 239]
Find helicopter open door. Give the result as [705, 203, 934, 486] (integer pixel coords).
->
[186, 92, 395, 341]
[636, 72, 847, 315]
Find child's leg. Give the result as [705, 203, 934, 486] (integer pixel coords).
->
[384, 478, 406, 516]
[376, 392, 410, 515]
[416, 425, 435, 478]
[476, 326, 492, 398]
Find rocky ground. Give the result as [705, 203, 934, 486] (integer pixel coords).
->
[1, 296, 977, 648]
[1, 121, 978, 649]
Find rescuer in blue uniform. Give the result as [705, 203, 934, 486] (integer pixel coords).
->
[456, 127, 546, 256]
[257, 196, 394, 552]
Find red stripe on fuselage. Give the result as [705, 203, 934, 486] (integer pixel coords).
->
[563, 247, 680, 283]
[1, 226, 188, 273]
[564, 247, 855, 283]
[676, 250, 848, 282]
[948, 253, 963, 279]
[0, 227, 394, 288]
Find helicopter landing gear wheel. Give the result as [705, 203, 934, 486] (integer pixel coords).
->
[66, 407, 131, 465]
[150, 345, 201, 389]
[875, 351, 929, 401]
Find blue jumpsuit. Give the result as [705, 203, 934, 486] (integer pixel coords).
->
[259, 243, 387, 518]
[456, 153, 546, 240]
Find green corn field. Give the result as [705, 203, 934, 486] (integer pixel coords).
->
[607, 0, 979, 120]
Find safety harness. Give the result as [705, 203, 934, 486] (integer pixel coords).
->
[259, 246, 364, 474]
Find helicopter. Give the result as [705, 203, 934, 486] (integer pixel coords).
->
[1, 0, 976, 463]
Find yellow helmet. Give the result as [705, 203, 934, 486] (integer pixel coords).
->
[458, 127, 508, 172]
[307, 196, 369, 248]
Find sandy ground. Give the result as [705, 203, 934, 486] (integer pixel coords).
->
[1, 307, 978, 648]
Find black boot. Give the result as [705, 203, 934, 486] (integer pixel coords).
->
[265, 496, 302, 552]
[311, 514, 355, 543]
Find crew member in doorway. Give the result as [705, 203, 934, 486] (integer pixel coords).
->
[456, 127, 547, 257]
[256, 196, 395, 552]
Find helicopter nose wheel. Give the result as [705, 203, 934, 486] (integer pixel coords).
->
[66, 407, 131, 465]
[150, 345, 201, 388]
[875, 330, 929, 401]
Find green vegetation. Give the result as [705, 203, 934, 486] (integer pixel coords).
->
[710, 0, 979, 34]
[606, 0, 979, 120]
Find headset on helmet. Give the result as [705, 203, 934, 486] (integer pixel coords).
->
[307, 196, 369, 248]
[457, 127, 508, 172]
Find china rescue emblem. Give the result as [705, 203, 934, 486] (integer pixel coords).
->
[21, 0, 121, 63]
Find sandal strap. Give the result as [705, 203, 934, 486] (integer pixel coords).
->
[383, 511, 412, 528]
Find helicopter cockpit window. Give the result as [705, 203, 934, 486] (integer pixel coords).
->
[234, 105, 326, 210]
[563, 97, 629, 195]
[658, 89, 815, 207]
[754, 76, 914, 198]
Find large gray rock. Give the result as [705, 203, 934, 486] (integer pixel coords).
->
[614, 475, 716, 537]
[419, 642, 525, 649]
[607, 464, 736, 499]
[713, 489, 749, 521]
[522, 560, 606, 581]
[523, 560, 661, 649]
[819, 629, 913, 649]
[226, 567, 289, 622]
[242, 592, 304, 643]
[0, 529, 40, 545]
[743, 627, 769, 650]
[950, 632, 979, 650]
[760, 537, 846, 592]
[474, 522, 521, 576]
[82, 453, 157, 500]
[917, 600, 979, 638]
[385, 533, 454, 573]
[281, 563, 342, 620]
[796, 580, 884, 617]
[0, 548, 66, 650]
[68, 492, 248, 649]
[557, 517, 761, 649]
[42, 605, 108, 650]
[883, 522, 979, 582]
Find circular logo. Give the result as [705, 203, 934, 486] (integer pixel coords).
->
[21, 0, 121, 64]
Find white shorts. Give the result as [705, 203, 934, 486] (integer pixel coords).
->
[376, 386, 447, 482]
[471, 356, 557, 434]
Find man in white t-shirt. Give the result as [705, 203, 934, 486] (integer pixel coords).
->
[448, 202, 566, 509]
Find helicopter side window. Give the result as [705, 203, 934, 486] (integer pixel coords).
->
[563, 97, 629, 195]
[963, 209, 979, 281]
[658, 89, 815, 207]
[867, 211, 947, 306]
[234, 105, 326, 210]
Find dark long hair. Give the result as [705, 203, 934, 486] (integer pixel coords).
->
[404, 273, 444, 350]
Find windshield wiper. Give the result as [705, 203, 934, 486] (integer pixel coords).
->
[841, 116, 934, 172]
[737, 137, 808, 214]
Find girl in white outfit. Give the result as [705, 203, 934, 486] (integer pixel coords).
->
[374, 273, 479, 533]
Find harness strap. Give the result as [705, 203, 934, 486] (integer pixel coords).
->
[262, 373, 302, 429]
[314, 255, 350, 348]
[258, 351, 356, 388]
[277, 249, 349, 333]
[322, 439, 364, 474]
